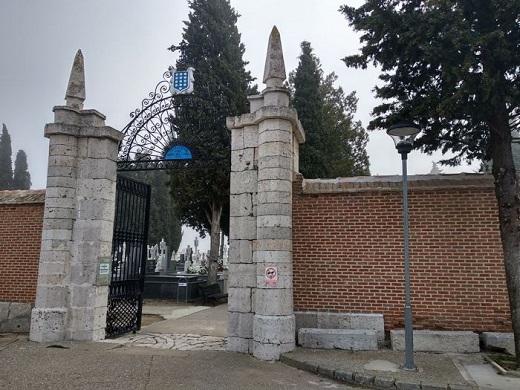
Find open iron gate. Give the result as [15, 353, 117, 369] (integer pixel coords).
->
[106, 175, 151, 338]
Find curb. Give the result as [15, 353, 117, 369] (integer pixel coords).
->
[279, 353, 478, 390]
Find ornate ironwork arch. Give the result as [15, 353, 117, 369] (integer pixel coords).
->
[117, 69, 229, 171]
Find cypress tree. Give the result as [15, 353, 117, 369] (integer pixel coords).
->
[169, 0, 254, 283]
[291, 42, 370, 178]
[0, 124, 13, 190]
[12, 150, 31, 190]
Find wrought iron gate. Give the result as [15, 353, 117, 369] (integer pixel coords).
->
[106, 175, 151, 338]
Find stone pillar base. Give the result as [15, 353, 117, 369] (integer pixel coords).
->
[227, 336, 253, 354]
[29, 308, 67, 342]
[252, 314, 295, 360]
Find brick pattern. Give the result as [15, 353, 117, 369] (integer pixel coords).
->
[292, 174, 512, 333]
[0, 191, 45, 303]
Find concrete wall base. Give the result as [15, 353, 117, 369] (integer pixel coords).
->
[482, 332, 515, 355]
[0, 302, 33, 333]
[298, 328, 378, 350]
[391, 330, 480, 353]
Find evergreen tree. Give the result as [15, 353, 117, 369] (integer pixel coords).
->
[290, 42, 370, 178]
[169, 0, 254, 284]
[342, 0, 520, 365]
[125, 170, 182, 252]
[12, 150, 31, 190]
[0, 124, 13, 190]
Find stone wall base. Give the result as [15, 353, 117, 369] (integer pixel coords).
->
[391, 330, 480, 353]
[0, 302, 33, 333]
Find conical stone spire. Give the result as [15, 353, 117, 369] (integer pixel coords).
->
[65, 49, 86, 110]
[263, 26, 286, 88]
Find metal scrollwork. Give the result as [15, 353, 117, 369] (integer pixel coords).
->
[117, 69, 228, 172]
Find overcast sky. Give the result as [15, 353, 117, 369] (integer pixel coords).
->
[0, 0, 478, 251]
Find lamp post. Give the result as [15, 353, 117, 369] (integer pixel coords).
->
[387, 121, 421, 371]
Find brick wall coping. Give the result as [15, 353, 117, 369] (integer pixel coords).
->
[0, 190, 46, 204]
[300, 173, 494, 194]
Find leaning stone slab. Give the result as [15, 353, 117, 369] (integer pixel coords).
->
[298, 328, 378, 350]
[390, 330, 479, 353]
[482, 332, 515, 355]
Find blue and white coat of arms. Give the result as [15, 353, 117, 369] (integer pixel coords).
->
[170, 67, 195, 95]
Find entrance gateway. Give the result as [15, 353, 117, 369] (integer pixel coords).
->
[30, 27, 305, 361]
[106, 66, 228, 337]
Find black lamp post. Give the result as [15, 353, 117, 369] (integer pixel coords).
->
[387, 121, 421, 371]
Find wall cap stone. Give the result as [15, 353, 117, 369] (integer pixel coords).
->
[0, 190, 46, 204]
[300, 173, 494, 194]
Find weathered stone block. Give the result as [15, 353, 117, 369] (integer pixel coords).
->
[252, 340, 295, 361]
[243, 125, 258, 148]
[298, 328, 378, 350]
[78, 158, 117, 179]
[258, 167, 292, 182]
[76, 199, 116, 220]
[295, 312, 318, 330]
[227, 336, 252, 354]
[258, 118, 293, 134]
[49, 142, 78, 157]
[227, 287, 253, 313]
[257, 155, 291, 170]
[0, 302, 33, 333]
[257, 142, 291, 159]
[44, 187, 76, 200]
[390, 330, 480, 353]
[257, 226, 291, 240]
[257, 215, 291, 229]
[34, 285, 68, 309]
[482, 332, 515, 355]
[253, 250, 292, 264]
[258, 128, 292, 144]
[229, 216, 257, 240]
[258, 179, 292, 194]
[254, 288, 293, 316]
[76, 178, 115, 200]
[72, 219, 113, 242]
[256, 203, 292, 216]
[47, 165, 77, 179]
[253, 239, 291, 252]
[230, 170, 257, 194]
[228, 311, 254, 338]
[230, 193, 254, 217]
[29, 308, 68, 342]
[41, 229, 73, 241]
[231, 149, 255, 172]
[256, 190, 292, 205]
[44, 206, 75, 220]
[230, 128, 244, 150]
[40, 238, 72, 252]
[85, 137, 119, 159]
[253, 314, 295, 344]
[228, 263, 256, 288]
[43, 218, 74, 230]
[228, 239, 253, 264]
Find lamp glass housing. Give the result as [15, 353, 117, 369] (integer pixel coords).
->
[387, 122, 421, 149]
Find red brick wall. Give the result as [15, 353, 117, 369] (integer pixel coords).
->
[293, 174, 512, 333]
[0, 190, 45, 303]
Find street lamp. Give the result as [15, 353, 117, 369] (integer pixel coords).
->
[387, 121, 421, 371]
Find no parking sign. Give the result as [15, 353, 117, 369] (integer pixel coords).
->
[265, 266, 278, 286]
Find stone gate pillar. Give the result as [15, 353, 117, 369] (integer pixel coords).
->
[30, 50, 122, 342]
[227, 27, 305, 360]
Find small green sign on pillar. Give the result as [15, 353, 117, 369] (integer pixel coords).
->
[96, 257, 112, 286]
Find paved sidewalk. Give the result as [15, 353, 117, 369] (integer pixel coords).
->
[2, 303, 520, 390]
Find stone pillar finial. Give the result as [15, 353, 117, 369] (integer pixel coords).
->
[65, 49, 86, 110]
[263, 26, 286, 88]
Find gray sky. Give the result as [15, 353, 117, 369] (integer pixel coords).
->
[0, 0, 477, 250]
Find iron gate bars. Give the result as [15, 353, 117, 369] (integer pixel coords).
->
[106, 175, 151, 338]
